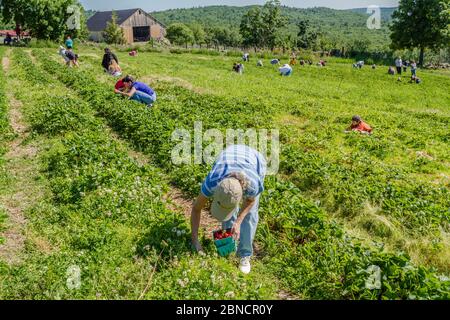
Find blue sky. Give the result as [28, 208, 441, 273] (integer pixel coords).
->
[79, 0, 399, 12]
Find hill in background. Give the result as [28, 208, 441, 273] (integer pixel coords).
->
[151, 5, 396, 49]
[152, 5, 396, 26]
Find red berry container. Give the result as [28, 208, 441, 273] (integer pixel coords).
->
[212, 229, 236, 257]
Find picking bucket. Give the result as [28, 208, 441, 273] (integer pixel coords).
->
[213, 229, 236, 257]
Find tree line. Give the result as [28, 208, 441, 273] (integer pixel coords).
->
[164, 0, 449, 65]
[0, 0, 448, 65]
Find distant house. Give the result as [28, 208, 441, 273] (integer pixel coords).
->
[87, 8, 166, 44]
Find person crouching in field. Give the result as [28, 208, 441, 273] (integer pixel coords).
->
[388, 66, 395, 75]
[191, 145, 267, 274]
[116, 76, 157, 107]
[346, 115, 373, 135]
[233, 62, 244, 74]
[270, 59, 280, 66]
[102, 48, 122, 77]
[58, 46, 79, 67]
[279, 64, 293, 76]
[257, 60, 263, 67]
[410, 75, 422, 84]
[290, 52, 297, 66]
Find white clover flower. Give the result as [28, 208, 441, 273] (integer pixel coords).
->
[177, 279, 186, 288]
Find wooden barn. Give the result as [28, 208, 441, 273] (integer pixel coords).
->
[87, 8, 166, 44]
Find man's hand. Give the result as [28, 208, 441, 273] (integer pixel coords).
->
[232, 222, 241, 240]
[231, 198, 256, 240]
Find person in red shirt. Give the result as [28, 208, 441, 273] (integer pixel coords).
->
[114, 79, 126, 94]
[346, 115, 373, 134]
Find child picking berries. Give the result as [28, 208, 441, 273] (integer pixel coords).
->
[345, 115, 373, 135]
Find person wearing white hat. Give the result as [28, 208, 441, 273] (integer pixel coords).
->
[191, 145, 267, 274]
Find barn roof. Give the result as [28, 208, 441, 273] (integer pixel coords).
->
[0, 30, 30, 37]
[87, 8, 165, 32]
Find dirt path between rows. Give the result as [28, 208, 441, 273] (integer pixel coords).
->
[164, 188, 218, 235]
[2, 54, 10, 72]
[0, 52, 41, 265]
[25, 50, 36, 64]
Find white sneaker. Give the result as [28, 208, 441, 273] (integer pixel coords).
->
[239, 257, 251, 274]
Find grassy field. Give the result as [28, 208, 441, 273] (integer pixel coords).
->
[0, 46, 449, 299]
[83, 48, 450, 271]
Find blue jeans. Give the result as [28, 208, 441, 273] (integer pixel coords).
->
[411, 69, 417, 76]
[131, 91, 156, 105]
[222, 195, 260, 258]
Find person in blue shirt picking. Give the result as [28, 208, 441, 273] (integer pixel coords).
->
[279, 64, 293, 76]
[119, 76, 157, 107]
[191, 145, 267, 274]
[270, 58, 280, 66]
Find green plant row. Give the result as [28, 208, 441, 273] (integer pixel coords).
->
[281, 143, 450, 234]
[32, 49, 450, 299]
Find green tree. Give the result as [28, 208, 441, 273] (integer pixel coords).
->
[102, 11, 125, 45]
[390, 0, 449, 65]
[296, 20, 319, 49]
[166, 23, 194, 47]
[189, 23, 206, 47]
[240, 0, 286, 50]
[0, 0, 87, 41]
[317, 34, 332, 53]
[348, 37, 372, 55]
[261, 0, 287, 49]
[211, 27, 242, 49]
[441, 1, 450, 43]
[240, 7, 263, 49]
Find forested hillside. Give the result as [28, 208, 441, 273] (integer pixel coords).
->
[151, 6, 396, 50]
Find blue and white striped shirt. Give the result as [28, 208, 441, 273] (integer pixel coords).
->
[201, 145, 267, 198]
